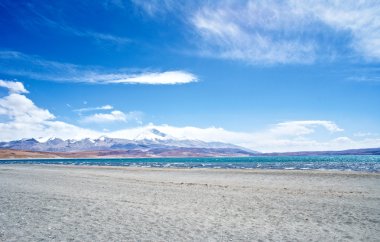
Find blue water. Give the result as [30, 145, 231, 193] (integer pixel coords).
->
[1, 155, 380, 172]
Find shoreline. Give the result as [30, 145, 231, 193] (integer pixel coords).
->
[1, 161, 379, 174]
[2, 163, 379, 175]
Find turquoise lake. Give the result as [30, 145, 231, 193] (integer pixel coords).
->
[1, 155, 380, 172]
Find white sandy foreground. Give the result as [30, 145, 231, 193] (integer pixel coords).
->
[0, 165, 379, 241]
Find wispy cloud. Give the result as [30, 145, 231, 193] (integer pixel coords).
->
[353, 132, 379, 137]
[345, 66, 380, 83]
[268, 121, 343, 137]
[131, 0, 178, 16]
[347, 76, 380, 82]
[63, 27, 130, 45]
[133, 0, 380, 64]
[301, 0, 380, 61]
[1, 0, 130, 46]
[0, 51, 197, 85]
[191, 1, 317, 64]
[74, 105, 114, 113]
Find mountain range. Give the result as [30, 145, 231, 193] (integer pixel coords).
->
[0, 128, 258, 158]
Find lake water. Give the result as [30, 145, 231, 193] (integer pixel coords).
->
[1, 155, 380, 172]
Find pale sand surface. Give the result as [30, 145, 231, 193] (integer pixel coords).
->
[0, 165, 379, 241]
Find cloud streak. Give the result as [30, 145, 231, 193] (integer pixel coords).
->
[64, 27, 131, 46]
[131, 0, 179, 17]
[74, 105, 114, 113]
[1, 0, 130, 46]
[103, 71, 197, 85]
[0, 51, 197, 85]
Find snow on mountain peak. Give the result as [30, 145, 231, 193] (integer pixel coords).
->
[96, 135, 108, 142]
[150, 128, 167, 137]
[134, 128, 173, 141]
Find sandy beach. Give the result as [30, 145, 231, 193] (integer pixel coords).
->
[0, 165, 379, 241]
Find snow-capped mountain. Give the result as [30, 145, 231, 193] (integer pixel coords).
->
[0, 128, 258, 156]
[134, 128, 172, 140]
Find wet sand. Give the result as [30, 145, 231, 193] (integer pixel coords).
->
[0, 164, 379, 241]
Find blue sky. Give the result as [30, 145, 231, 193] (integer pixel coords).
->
[0, 0, 379, 152]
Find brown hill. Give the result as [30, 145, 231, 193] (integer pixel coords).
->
[0, 149, 61, 159]
[0, 148, 252, 159]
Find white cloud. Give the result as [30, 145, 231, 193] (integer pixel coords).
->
[108, 124, 253, 144]
[0, 95, 99, 141]
[74, 105, 114, 113]
[0, 93, 55, 123]
[0, 81, 100, 141]
[82, 110, 126, 123]
[71, 30, 130, 45]
[81, 110, 143, 123]
[106, 71, 197, 85]
[269, 120, 343, 136]
[0, 51, 197, 85]
[0, 80, 28, 94]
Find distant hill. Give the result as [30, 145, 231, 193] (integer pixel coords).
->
[0, 149, 61, 159]
[0, 147, 379, 159]
[0, 148, 256, 159]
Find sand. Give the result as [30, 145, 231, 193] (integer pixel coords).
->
[0, 165, 379, 241]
